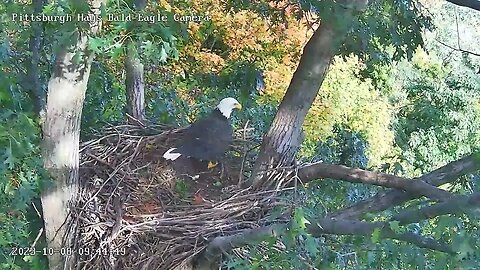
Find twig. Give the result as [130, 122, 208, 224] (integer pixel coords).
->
[436, 39, 480, 57]
[30, 228, 44, 249]
[454, 7, 461, 50]
[32, 201, 42, 218]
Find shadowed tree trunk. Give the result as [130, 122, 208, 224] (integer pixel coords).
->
[125, 46, 145, 123]
[40, 1, 106, 269]
[26, 0, 46, 117]
[125, 0, 147, 124]
[250, 0, 369, 189]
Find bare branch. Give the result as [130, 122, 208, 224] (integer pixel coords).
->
[328, 153, 480, 220]
[298, 162, 454, 201]
[436, 39, 480, 57]
[392, 192, 480, 225]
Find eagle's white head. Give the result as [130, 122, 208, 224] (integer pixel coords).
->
[217, 97, 242, 118]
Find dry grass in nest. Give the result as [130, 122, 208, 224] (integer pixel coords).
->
[72, 123, 292, 269]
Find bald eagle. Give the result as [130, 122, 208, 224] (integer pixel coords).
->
[163, 97, 242, 169]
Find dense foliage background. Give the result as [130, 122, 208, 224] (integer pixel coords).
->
[1, 0, 479, 269]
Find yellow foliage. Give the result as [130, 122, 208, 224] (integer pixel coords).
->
[195, 51, 225, 72]
[170, 0, 311, 78]
[302, 56, 394, 167]
[263, 66, 291, 97]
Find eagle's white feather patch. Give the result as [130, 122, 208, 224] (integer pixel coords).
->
[163, 148, 182, 160]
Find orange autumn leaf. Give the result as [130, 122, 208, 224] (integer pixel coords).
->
[193, 193, 207, 205]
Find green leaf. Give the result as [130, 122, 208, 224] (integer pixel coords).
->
[4, 145, 15, 169]
[371, 228, 382, 243]
[162, 41, 171, 54]
[42, 2, 56, 15]
[72, 51, 82, 65]
[389, 220, 402, 234]
[88, 38, 103, 54]
[159, 46, 168, 63]
[70, 1, 90, 13]
[304, 235, 319, 256]
[141, 40, 154, 57]
[100, 3, 107, 18]
[110, 43, 123, 59]
[282, 229, 295, 248]
[367, 251, 376, 264]
[293, 207, 310, 232]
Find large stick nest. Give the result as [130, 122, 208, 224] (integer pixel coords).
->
[73, 124, 291, 269]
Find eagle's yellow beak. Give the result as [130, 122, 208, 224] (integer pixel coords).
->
[234, 103, 242, 110]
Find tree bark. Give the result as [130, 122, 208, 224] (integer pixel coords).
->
[298, 162, 454, 201]
[40, 1, 105, 269]
[125, 45, 146, 123]
[392, 192, 480, 225]
[194, 224, 285, 270]
[250, 1, 368, 189]
[26, 0, 46, 117]
[125, 0, 147, 124]
[328, 153, 480, 220]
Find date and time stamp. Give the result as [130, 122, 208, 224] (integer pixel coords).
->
[9, 246, 126, 257]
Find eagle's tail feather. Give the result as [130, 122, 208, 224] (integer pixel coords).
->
[163, 148, 182, 160]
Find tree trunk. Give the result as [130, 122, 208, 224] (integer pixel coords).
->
[250, 1, 368, 189]
[125, 44, 146, 123]
[26, 0, 46, 117]
[125, 0, 147, 124]
[40, 1, 105, 269]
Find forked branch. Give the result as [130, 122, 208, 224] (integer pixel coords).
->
[392, 192, 480, 225]
[328, 153, 480, 220]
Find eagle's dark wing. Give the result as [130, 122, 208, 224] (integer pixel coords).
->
[175, 109, 233, 161]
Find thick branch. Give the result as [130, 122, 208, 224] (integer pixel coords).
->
[393, 192, 480, 225]
[197, 217, 454, 268]
[306, 218, 454, 253]
[298, 162, 454, 201]
[446, 0, 480, 11]
[328, 153, 480, 220]
[195, 224, 285, 270]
